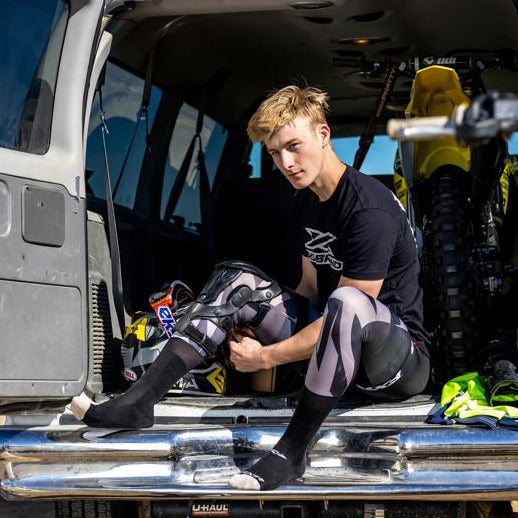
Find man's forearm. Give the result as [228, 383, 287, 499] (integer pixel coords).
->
[261, 317, 323, 369]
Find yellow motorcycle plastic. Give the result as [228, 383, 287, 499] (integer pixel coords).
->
[395, 65, 515, 214]
[395, 65, 471, 210]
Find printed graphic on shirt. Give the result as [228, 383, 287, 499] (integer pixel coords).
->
[305, 228, 343, 271]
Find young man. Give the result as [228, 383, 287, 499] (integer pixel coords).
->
[71, 85, 429, 492]
[227, 85, 430, 490]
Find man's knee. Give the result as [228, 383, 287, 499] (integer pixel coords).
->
[327, 286, 373, 314]
[198, 261, 277, 303]
[175, 261, 283, 356]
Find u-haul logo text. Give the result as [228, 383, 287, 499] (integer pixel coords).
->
[191, 503, 229, 516]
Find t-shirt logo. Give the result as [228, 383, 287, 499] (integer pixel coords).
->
[304, 228, 343, 271]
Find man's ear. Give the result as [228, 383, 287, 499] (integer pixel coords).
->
[318, 123, 331, 146]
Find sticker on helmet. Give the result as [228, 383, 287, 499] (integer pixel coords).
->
[123, 368, 138, 382]
[156, 304, 176, 337]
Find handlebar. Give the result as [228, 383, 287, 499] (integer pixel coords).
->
[387, 92, 518, 143]
[387, 115, 455, 140]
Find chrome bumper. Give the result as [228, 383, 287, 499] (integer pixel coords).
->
[1, 423, 518, 501]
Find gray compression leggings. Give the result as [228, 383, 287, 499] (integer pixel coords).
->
[175, 271, 429, 398]
[305, 286, 429, 398]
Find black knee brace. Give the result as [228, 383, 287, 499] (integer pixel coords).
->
[175, 261, 283, 357]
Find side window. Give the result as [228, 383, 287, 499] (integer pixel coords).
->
[249, 142, 262, 178]
[85, 62, 161, 208]
[160, 103, 228, 231]
[332, 135, 398, 175]
[245, 142, 276, 179]
[0, 0, 68, 154]
[247, 135, 397, 178]
[508, 133, 518, 155]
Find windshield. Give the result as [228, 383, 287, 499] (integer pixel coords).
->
[0, 0, 68, 154]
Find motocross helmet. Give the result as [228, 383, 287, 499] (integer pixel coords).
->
[121, 313, 227, 395]
[121, 281, 227, 395]
[120, 313, 166, 384]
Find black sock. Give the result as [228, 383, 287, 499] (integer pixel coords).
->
[82, 338, 204, 428]
[242, 387, 338, 490]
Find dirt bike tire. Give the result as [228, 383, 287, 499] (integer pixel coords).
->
[422, 167, 477, 382]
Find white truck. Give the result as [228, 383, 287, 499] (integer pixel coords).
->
[1, 1, 518, 517]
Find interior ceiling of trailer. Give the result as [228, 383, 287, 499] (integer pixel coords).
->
[108, 0, 518, 133]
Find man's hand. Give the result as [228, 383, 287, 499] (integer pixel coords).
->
[228, 317, 321, 373]
[229, 330, 269, 372]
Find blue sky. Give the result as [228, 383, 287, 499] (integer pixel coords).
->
[332, 135, 397, 176]
[251, 133, 518, 179]
[250, 134, 398, 178]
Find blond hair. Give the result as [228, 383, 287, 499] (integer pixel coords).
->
[247, 85, 329, 143]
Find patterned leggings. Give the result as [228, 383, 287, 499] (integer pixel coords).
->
[176, 269, 429, 398]
[305, 286, 429, 398]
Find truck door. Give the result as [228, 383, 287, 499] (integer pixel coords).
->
[0, 0, 104, 401]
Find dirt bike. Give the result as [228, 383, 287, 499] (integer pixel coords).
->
[390, 73, 518, 383]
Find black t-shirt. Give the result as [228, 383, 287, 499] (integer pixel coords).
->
[296, 165, 428, 344]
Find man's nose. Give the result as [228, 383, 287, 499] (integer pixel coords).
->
[279, 151, 294, 170]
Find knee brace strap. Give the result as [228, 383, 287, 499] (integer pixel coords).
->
[175, 261, 283, 357]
